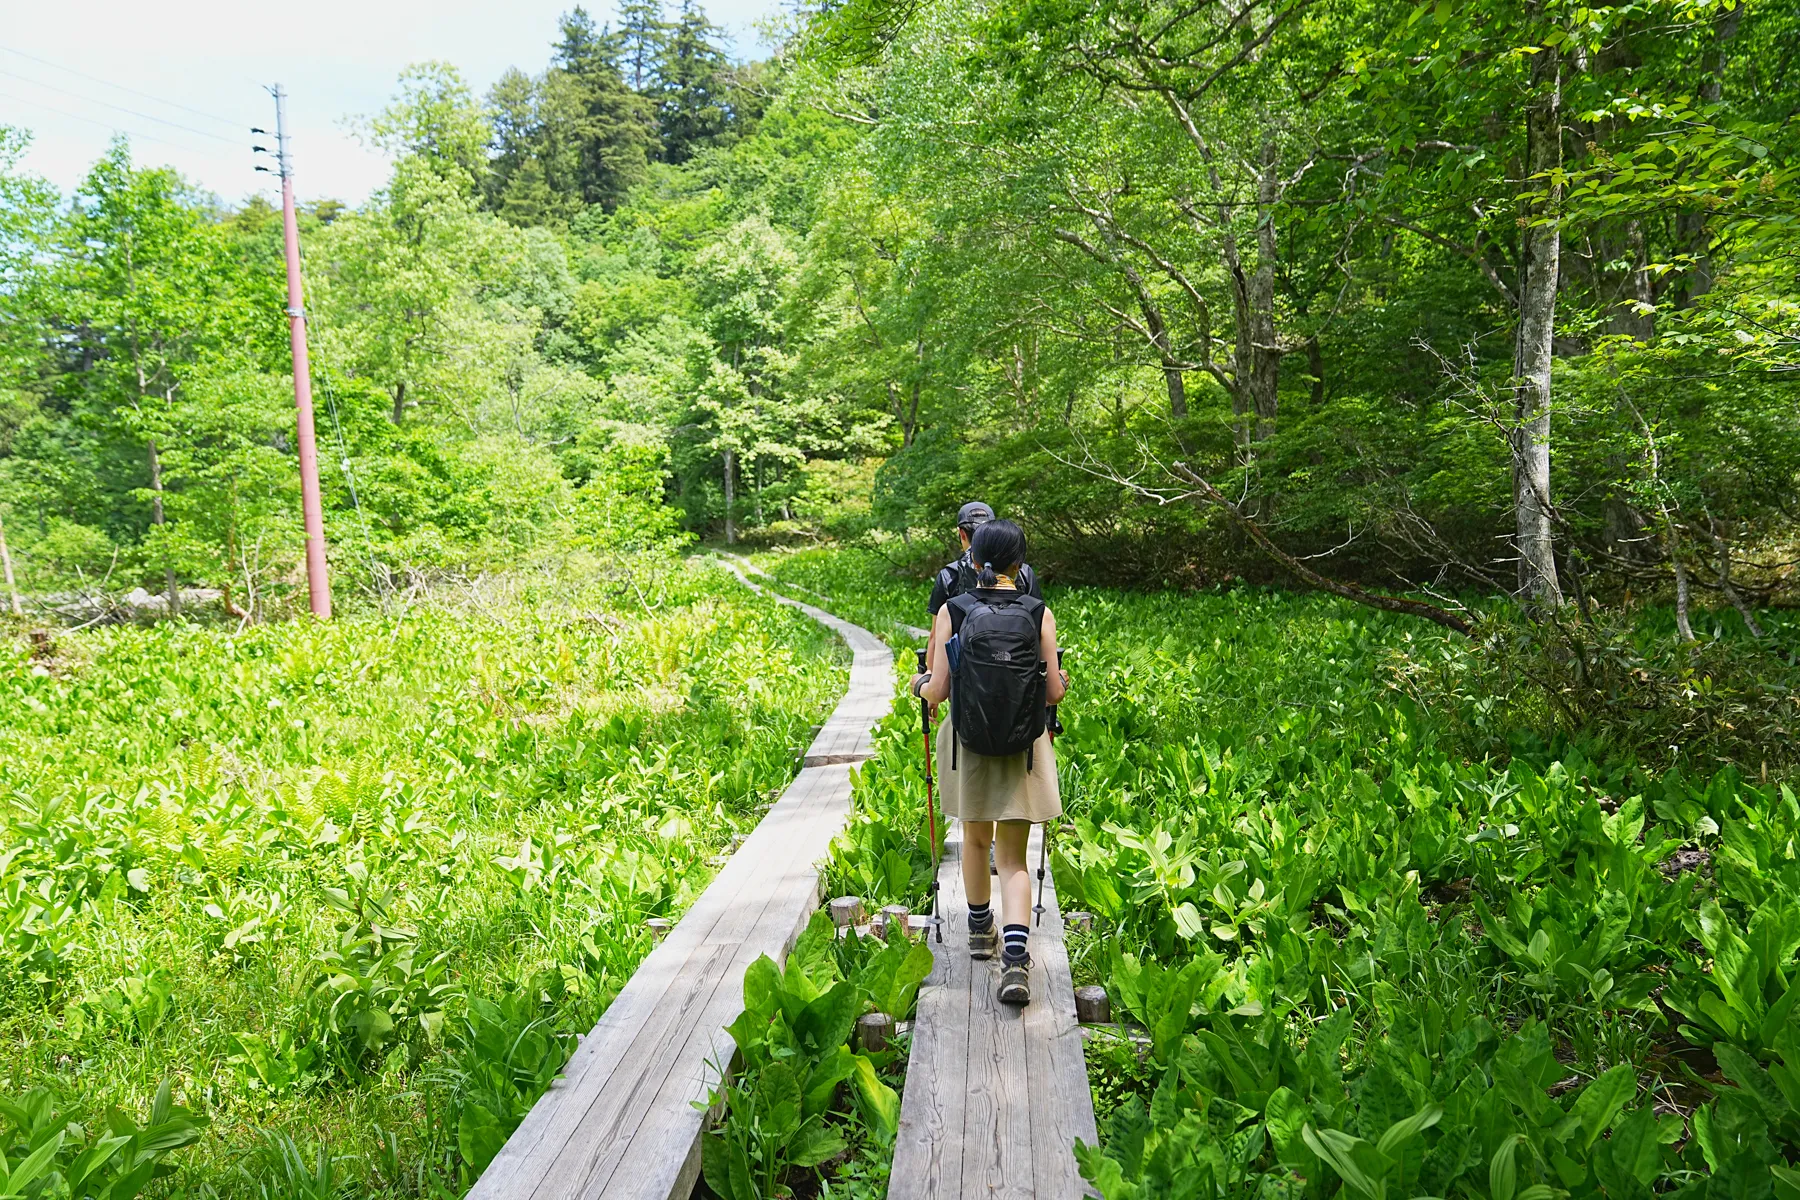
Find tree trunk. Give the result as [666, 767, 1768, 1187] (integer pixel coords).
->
[1674, 7, 1741, 310]
[1670, 534, 1695, 643]
[392, 381, 407, 424]
[1602, 494, 1651, 564]
[1617, 219, 1655, 340]
[723, 446, 737, 545]
[147, 437, 180, 615]
[1511, 44, 1564, 609]
[1304, 337, 1324, 407]
[0, 506, 22, 616]
[1223, 146, 1282, 456]
[1708, 517, 1765, 637]
[1120, 267, 1188, 419]
[1246, 137, 1281, 443]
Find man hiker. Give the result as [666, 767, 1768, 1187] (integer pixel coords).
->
[927, 501, 1041, 617]
[911, 519, 1068, 1006]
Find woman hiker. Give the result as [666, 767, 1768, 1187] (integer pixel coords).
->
[909, 519, 1068, 1006]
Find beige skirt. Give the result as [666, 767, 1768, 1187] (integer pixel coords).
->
[935, 715, 1062, 824]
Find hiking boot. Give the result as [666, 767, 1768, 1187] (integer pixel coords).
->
[998, 955, 1032, 1005]
[968, 923, 997, 959]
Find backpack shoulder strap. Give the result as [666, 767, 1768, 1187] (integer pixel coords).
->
[1015, 593, 1046, 633]
[946, 591, 979, 638]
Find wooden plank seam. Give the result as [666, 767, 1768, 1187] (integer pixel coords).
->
[467, 557, 893, 1200]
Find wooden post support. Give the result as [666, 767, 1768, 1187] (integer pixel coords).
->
[828, 896, 865, 928]
[1060, 823, 1077, 837]
[1074, 986, 1111, 1025]
[643, 917, 674, 939]
[878, 904, 912, 938]
[1064, 911, 1095, 934]
[857, 1011, 896, 1054]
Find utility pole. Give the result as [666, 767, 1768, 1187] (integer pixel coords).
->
[256, 86, 331, 618]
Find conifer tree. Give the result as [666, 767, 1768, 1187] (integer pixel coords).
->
[544, 6, 655, 210]
[655, 0, 730, 164]
[617, 0, 670, 93]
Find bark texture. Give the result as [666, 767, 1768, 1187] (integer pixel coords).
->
[722, 446, 737, 545]
[147, 437, 180, 616]
[0, 507, 22, 616]
[1511, 44, 1564, 608]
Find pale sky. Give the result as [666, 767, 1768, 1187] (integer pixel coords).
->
[1, 0, 787, 209]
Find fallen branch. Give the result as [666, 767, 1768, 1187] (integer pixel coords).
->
[1167, 461, 1477, 636]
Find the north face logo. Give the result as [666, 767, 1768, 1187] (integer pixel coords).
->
[993, 650, 1013, 661]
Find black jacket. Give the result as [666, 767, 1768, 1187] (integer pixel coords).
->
[928, 551, 1041, 616]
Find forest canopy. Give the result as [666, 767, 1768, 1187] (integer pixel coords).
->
[0, 0, 1795, 622]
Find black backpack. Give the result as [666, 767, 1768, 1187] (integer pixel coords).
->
[946, 590, 1047, 769]
[952, 554, 981, 598]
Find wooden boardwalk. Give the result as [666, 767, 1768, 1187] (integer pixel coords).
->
[890, 822, 1099, 1199]
[718, 552, 931, 642]
[467, 561, 892, 1200]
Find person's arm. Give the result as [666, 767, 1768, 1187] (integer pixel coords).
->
[912, 606, 954, 711]
[1042, 606, 1067, 705]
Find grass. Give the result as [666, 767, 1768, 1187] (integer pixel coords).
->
[13, 536, 1797, 1199]
[0, 553, 847, 1197]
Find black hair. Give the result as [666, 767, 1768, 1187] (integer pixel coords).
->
[969, 519, 1027, 588]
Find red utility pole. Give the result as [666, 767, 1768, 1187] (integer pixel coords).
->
[265, 84, 332, 618]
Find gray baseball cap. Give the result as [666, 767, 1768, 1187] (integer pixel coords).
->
[956, 501, 995, 529]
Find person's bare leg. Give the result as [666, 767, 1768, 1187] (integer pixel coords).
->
[963, 820, 994, 907]
[962, 820, 998, 957]
[994, 820, 1032, 948]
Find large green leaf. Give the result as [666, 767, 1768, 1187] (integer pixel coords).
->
[851, 1053, 899, 1138]
[786, 1119, 846, 1169]
[1571, 1064, 1635, 1150]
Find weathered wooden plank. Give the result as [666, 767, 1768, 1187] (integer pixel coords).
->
[1024, 826, 1101, 1198]
[717, 550, 931, 647]
[889, 825, 972, 1200]
[468, 562, 893, 1200]
[962, 826, 1035, 1200]
[477, 768, 840, 1194]
[963, 959, 1035, 1200]
[591, 767, 858, 1198]
[890, 818, 1099, 1200]
[522, 773, 848, 1200]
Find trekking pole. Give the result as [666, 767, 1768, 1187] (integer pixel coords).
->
[915, 648, 943, 943]
[1034, 649, 1065, 927]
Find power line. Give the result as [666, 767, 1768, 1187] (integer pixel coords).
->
[0, 87, 222, 157]
[0, 65, 243, 145]
[0, 44, 241, 132]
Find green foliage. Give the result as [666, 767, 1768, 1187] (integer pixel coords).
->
[702, 911, 925, 1199]
[0, 1080, 206, 1200]
[0, 559, 846, 1193]
[1389, 607, 1800, 773]
[777, 547, 1800, 1197]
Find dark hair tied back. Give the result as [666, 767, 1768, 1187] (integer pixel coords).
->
[970, 519, 1027, 588]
